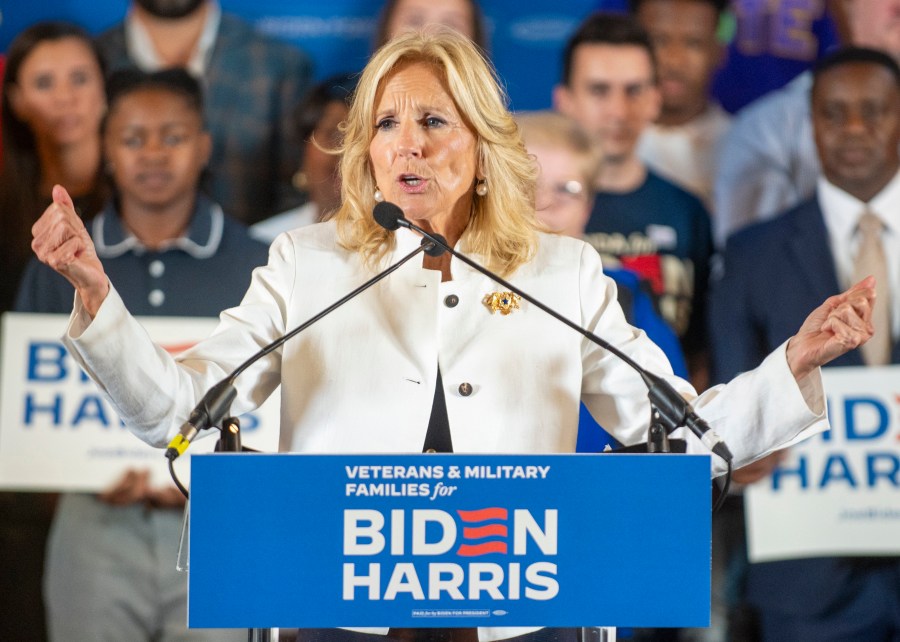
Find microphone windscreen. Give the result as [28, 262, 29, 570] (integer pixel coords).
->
[373, 201, 404, 231]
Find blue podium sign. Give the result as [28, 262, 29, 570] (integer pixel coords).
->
[189, 453, 710, 629]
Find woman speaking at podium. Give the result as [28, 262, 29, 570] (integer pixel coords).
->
[30, 28, 874, 642]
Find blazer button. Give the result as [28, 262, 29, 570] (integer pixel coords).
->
[444, 294, 459, 308]
[148, 289, 165, 307]
[458, 382, 473, 396]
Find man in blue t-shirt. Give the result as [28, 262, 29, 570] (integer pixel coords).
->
[555, 12, 713, 388]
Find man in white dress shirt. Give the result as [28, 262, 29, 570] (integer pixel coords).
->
[712, 0, 900, 248]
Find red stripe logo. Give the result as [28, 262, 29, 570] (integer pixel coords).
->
[455, 507, 508, 556]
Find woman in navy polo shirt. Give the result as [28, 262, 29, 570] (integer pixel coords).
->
[15, 67, 268, 642]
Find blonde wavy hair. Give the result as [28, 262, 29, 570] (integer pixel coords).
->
[333, 29, 539, 277]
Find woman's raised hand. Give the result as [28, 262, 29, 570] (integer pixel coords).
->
[32, 184, 109, 316]
[786, 277, 876, 380]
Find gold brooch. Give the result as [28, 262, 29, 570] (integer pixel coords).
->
[482, 291, 521, 315]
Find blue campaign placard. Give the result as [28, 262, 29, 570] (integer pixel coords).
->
[189, 453, 710, 629]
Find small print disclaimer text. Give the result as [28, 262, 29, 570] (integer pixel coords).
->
[412, 610, 491, 618]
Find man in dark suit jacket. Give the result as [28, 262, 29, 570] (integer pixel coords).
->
[709, 48, 900, 641]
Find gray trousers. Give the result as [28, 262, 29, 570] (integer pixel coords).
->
[44, 493, 246, 642]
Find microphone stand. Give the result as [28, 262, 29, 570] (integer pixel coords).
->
[164, 237, 441, 471]
[647, 410, 672, 454]
[217, 418, 242, 453]
[214, 418, 270, 642]
[374, 202, 733, 467]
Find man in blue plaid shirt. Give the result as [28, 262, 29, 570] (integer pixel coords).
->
[97, 0, 314, 225]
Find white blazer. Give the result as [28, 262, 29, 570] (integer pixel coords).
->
[64, 222, 826, 475]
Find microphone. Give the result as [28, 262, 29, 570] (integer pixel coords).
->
[373, 201, 449, 256]
[165, 234, 443, 460]
[372, 201, 733, 464]
[373, 202, 403, 230]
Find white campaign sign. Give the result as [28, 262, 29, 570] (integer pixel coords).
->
[746, 365, 900, 562]
[0, 313, 280, 491]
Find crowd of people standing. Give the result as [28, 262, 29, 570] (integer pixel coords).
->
[1, 1, 898, 641]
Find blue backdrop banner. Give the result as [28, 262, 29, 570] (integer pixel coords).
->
[0, 0, 600, 111]
[188, 452, 711, 629]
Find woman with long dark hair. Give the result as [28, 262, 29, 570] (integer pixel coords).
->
[0, 21, 107, 311]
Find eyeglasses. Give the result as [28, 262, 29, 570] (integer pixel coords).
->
[537, 179, 587, 203]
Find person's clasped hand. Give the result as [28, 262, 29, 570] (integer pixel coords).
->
[98, 469, 187, 509]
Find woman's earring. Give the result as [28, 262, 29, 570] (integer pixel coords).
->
[374, 188, 384, 202]
[475, 180, 488, 196]
[292, 171, 309, 191]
